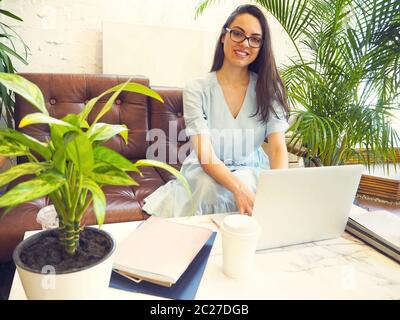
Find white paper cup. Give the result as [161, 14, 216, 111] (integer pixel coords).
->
[220, 214, 261, 279]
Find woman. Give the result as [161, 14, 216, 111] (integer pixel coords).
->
[143, 4, 290, 217]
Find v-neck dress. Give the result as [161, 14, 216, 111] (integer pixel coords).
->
[142, 71, 289, 218]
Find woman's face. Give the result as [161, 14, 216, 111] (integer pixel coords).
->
[221, 13, 263, 69]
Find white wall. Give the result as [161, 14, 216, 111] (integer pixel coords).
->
[2, 0, 297, 86]
[102, 22, 206, 87]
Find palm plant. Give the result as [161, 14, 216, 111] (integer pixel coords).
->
[0, 1, 29, 128]
[196, 0, 400, 169]
[0, 73, 190, 255]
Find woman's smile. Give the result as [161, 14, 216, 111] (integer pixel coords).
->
[233, 48, 250, 58]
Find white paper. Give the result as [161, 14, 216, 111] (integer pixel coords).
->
[113, 216, 213, 285]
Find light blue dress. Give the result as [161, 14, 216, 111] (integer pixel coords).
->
[142, 71, 289, 218]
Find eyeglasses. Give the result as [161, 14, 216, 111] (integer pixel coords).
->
[225, 27, 263, 48]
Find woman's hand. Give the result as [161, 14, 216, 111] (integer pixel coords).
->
[191, 135, 256, 215]
[233, 181, 255, 215]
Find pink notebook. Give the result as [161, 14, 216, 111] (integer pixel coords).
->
[113, 216, 213, 287]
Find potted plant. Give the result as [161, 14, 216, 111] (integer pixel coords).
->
[0, 2, 29, 128]
[0, 3, 30, 180]
[0, 73, 190, 299]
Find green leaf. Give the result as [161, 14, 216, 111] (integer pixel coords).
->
[254, 0, 313, 60]
[0, 22, 29, 63]
[0, 9, 23, 21]
[66, 133, 94, 173]
[53, 147, 66, 174]
[0, 137, 29, 156]
[60, 114, 89, 129]
[0, 129, 51, 160]
[93, 146, 141, 174]
[19, 112, 77, 128]
[80, 119, 90, 129]
[61, 114, 81, 127]
[93, 80, 131, 124]
[50, 124, 67, 150]
[0, 42, 28, 64]
[50, 124, 77, 174]
[0, 171, 66, 207]
[194, 0, 224, 18]
[0, 162, 50, 187]
[90, 163, 138, 186]
[82, 178, 106, 227]
[78, 81, 164, 125]
[77, 96, 102, 125]
[134, 159, 191, 196]
[0, 72, 47, 114]
[87, 123, 129, 144]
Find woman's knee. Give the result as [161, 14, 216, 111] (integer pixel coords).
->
[232, 168, 258, 193]
[190, 171, 227, 201]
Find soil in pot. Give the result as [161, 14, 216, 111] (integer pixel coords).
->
[18, 228, 113, 273]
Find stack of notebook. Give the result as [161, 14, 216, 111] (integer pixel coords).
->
[110, 216, 216, 299]
[346, 205, 400, 263]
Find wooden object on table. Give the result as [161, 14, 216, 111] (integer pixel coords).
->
[357, 174, 400, 202]
[344, 148, 400, 202]
[346, 148, 400, 164]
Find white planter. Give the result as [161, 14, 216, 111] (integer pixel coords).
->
[13, 227, 116, 300]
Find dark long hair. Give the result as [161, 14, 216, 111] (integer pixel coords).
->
[210, 4, 289, 123]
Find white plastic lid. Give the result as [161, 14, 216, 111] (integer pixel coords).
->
[221, 214, 261, 236]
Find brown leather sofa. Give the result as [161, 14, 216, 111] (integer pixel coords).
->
[0, 73, 190, 262]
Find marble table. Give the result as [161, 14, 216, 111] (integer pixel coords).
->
[8, 206, 400, 300]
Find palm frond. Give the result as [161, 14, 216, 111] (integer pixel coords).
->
[0, 9, 29, 128]
[257, 0, 315, 41]
[350, 0, 400, 87]
[194, 0, 225, 19]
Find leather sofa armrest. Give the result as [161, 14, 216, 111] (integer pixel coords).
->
[0, 156, 7, 169]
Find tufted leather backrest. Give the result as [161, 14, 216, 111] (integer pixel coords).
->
[14, 73, 193, 166]
[148, 86, 190, 164]
[15, 73, 152, 161]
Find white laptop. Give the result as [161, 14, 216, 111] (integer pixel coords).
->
[211, 165, 364, 250]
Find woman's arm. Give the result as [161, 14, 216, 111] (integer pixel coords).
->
[264, 132, 288, 169]
[191, 134, 255, 215]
